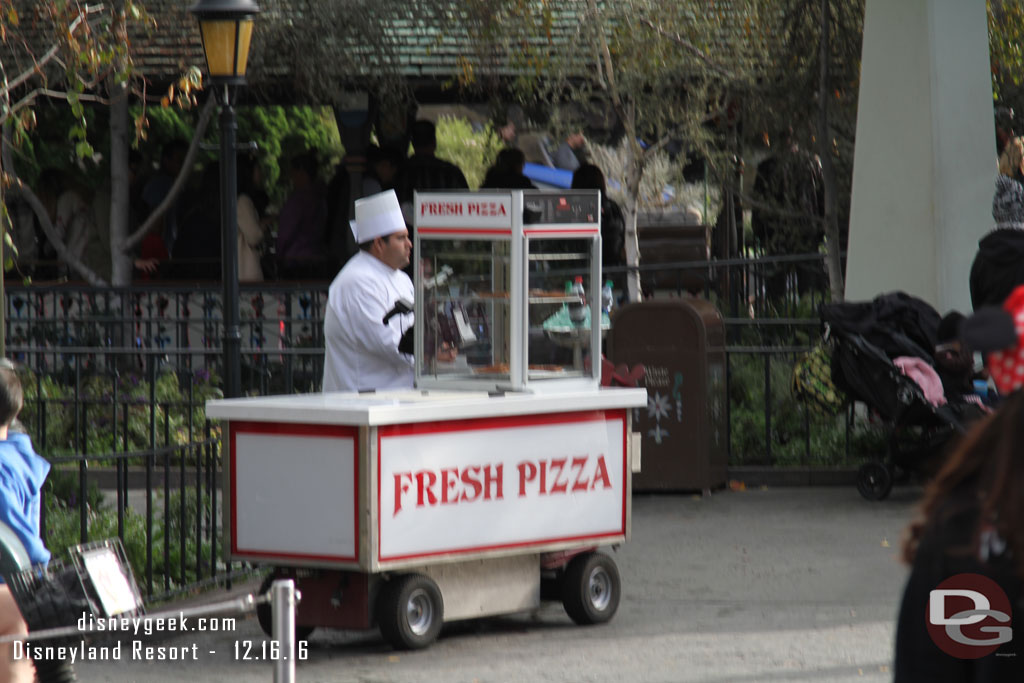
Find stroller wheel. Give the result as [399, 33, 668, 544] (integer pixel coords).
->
[857, 462, 893, 501]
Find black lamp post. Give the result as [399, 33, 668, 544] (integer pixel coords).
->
[190, 0, 259, 399]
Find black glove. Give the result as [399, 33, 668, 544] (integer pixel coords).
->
[383, 298, 414, 326]
[399, 325, 414, 355]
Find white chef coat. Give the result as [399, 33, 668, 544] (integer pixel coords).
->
[322, 251, 415, 393]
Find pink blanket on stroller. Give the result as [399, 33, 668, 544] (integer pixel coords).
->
[894, 356, 946, 406]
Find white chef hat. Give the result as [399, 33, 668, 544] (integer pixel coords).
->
[349, 189, 407, 244]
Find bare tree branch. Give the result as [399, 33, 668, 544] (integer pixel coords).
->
[3, 5, 100, 92]
[0, 4, 106, 127]
[585, 0, 622, 111]
[2, 123, 106, 286]
[122, 93, 217, 253]
[5, 88, 110, 119]
[637, 17, 737, 80]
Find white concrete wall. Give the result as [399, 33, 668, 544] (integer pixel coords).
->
[846, 0, 995, 314]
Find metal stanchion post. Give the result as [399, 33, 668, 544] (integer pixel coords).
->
[271, 579, 297, 683]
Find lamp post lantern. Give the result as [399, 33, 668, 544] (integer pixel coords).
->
[190, 0, 259, 399]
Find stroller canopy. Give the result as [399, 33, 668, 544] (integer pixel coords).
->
[821, 292, 940, 363]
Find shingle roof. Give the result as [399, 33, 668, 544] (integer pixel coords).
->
[3, 1, 605, 104]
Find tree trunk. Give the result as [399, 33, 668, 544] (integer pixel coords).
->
[818, 0, 845, 301]
[622, 140, 645, 303]
[109, 76, 133, 286]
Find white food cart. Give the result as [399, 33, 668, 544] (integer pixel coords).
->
[207, 190, 646, 650]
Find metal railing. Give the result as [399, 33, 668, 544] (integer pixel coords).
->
[6, 282, 327, 396]
[15, 349, 236, 603]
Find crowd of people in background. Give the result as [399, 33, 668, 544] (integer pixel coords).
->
[3, 118, 627, 287]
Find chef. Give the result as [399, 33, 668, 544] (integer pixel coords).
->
[322, 189, 415, 392]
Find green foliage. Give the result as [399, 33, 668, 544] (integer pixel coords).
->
[727, 350, 886, 467]
[140, 105, 200, 151]
[45, 468, 106, 512]
[123, 103, 343, 208]
[990, 0, 1024, 105]
[434, 116, 504, 189]
[155, 488, 217, 588]
[16, 366, 222, 459]
[724, 308, 884, 469]
[238, 106, 344, 204]
[19, 359, 223, 595]
[9, 104, 102, 188]
[988, 0, 1024, 160]
[43, 486, 213, 595]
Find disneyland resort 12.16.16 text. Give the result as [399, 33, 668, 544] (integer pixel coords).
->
[11, 613, 308, 662]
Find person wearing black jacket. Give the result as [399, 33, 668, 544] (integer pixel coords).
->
[571, 163, 625, 276]
[969, 144, 1024, 310]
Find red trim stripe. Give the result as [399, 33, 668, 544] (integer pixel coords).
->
[231, 548, 359, 563]
[380, 531, 625, 563]
[230, 421, 360, 563]
[523, 228, 599, 235]
[416, 227, 512, 235]
[378, 410, 611, 437]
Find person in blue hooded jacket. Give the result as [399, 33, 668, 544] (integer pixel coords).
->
[0, 360, 49, 683]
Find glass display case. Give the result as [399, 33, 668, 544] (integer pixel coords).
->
[414, 190, 604, 392]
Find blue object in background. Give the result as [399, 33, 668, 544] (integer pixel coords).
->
[973, 379, 989, 398]
[523, 163, 574, 189]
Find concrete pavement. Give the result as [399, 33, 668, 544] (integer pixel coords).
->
[73, 485, 920, 682]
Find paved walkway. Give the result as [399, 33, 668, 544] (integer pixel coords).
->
[72, 485, 921, 682]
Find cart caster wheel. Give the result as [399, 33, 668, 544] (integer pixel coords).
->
[561, 552, 620, 625]
[857, 462, 893, 501]
[377, 573, 443, 650]
[256, 575, 315, 641]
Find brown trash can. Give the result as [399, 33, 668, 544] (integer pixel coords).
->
[609, 298, 727, 492]
[637, 213, 709, 294]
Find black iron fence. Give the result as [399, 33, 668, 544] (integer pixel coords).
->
[5, 253, 862, 601]
[6, 282, 327, 396]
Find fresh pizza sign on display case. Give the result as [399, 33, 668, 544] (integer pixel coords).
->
[377, 410, 627, 564]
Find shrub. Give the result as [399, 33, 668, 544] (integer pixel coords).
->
[43, 486, 215, 597]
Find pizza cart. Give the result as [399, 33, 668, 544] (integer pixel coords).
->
[206, 190, 646, 650]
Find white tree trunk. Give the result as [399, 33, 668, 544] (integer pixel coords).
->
[622, 148, 644, 303]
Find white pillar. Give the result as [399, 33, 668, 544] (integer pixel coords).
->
[845, 0, 995, 314]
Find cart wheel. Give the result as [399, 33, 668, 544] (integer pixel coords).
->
[857, 462, 893, 501]
[377, 574, 444, 650]
[561, 552, 621, 625]
[256, 575, 315, 641]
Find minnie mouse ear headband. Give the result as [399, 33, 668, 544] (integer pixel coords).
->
[962, 285, 1024, 394]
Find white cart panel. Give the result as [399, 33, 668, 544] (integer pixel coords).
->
[231, 423, 359, 563]
[378, 410, 626, 563]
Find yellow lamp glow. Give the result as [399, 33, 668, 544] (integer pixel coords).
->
[190, 0, 260, 84]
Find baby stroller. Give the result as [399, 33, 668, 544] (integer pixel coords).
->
[818, 293, 983, 500]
